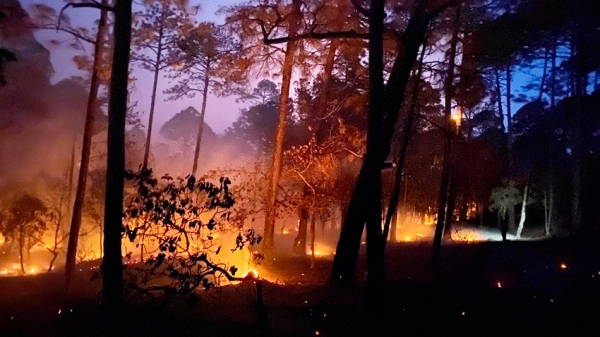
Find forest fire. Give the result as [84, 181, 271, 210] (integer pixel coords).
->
[1, 0, 599, 335]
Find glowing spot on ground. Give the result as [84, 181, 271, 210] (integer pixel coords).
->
[497, 282, 502, 288]
[560, 263, 567, 269]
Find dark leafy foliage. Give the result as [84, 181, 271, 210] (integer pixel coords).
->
[121, 168, 262, 295]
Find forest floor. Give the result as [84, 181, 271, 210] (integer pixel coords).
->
[1, 231, 600, 337]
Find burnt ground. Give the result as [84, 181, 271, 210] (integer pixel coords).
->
[1, 236, 600, 337]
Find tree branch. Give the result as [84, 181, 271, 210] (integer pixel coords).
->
[59, 1, 114, 29]
[263, 30, 369, 45]
[36, 25, 95, 44]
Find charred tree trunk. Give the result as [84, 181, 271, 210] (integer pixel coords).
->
[389, 207, 398, 243]
[550, 40, 557, 109]
[310, 211, 316, 269]
[102, 0, 132, 307]
[495, 69, 504, 132]
[19, 226, 24, 274]
[544, 183, 554, 236]
[65, 2, 108, 290]
[142, 10, 166, 169]
[506, 65, 513, 171]
[67, 142, 76, 219]
[443, 179, 457, 240]
[293, 205, 309, 255]
[538, 46, 549, 102]
[263, 0, 301, 262]
[331, 0, 433, 287]
[507, 204, 516, 233]
[364, 0, 386, 289]
[314, 39, 339, 142]
[382, 30, 428, 248]
[500, 214, 507, 241]
[191, 59, 211, 177]
[433, 6, 460, 265]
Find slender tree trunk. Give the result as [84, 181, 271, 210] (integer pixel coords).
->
[507, 204, 516, 233]
[389, 207, 398, 243]
[516, 185, 528, 239]
[142, 11, 165, 169]
[443, 179, 457, 240]
[262, 0, 301, 262]
[19, 227, 24, 274]
[67, 142, 76, 218]
[65, 2, 108, 290]
[505, 65, 517, 232]
[382, 32, 428, 247]
[293, 206, 308, 255]
[506, 65, 512, 171]
[538, 47, 549, 102]
[550, 40, 557, 109]
[365, 0, 386, 288]
[310, 211, 316, 269]
[495, 69, 504, 132]
[314, 40, 339, 142]
[191, 60, 211, 176]
[102, 0, 132, 307]
[433, 6, 460, 265]
[331, 0, 433, 286]
[500, 214, 507, 241]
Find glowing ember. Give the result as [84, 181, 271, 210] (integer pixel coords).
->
[560, 263, 567, 269]
[281, 227, 290, 235]
[497, 282, 502, 288]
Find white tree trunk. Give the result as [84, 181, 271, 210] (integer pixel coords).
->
[516, 185, 529, 239]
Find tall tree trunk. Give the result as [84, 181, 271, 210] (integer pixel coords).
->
[550, 40, 557, 109]
[191, 60, 211, 176]
[507, 204, 516, 232]
[293, 205, 308, 255]
[495, 69, 504, 132]
[262, 0, 301, 262]
[516, 184, 528, 239]
[505, 65, 516, 232]
[432, 6, 460, 265]
[19, 227, 24, 274]
[102, 0, 132, 307]
[570, 44, 584, 231]
[382, 31, 428, 247]
[389, 207, 398, 243]
[331, 0, 433, 286]
[65, 2, 108, 290]
[291, 41, 337, 255]
[67, 142, 76, 218]
[538, 46, 549, 102]
[364, 0, 386, 289]
[142, 11, 165, 169]
[506, 64, 512, 170]
[443, 179, 457, 240]
[314, 39, 339, 142]
[310, 210, 316, 269]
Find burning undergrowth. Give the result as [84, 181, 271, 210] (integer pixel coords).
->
[120, 168, 265, 296]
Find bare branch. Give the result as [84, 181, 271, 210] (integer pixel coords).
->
[59, 1, 115, 27]
[36, 25, 95, 44]
[263, 30, 369, 45]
